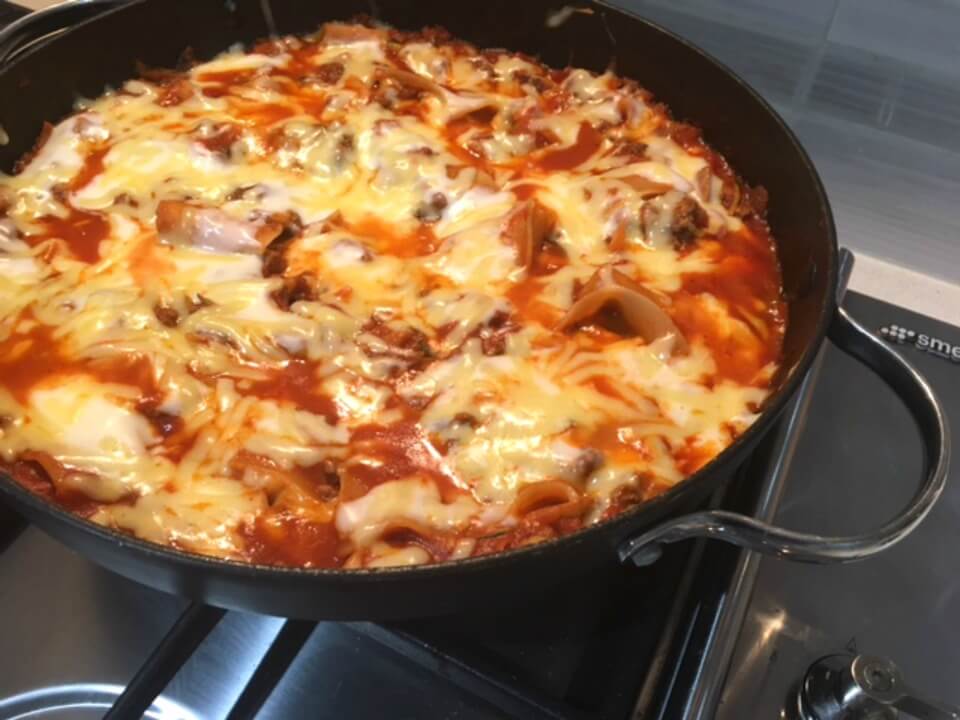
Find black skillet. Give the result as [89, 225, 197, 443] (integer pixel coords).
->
[0, 0, 948, 619]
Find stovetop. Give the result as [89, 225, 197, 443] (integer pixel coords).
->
[719, 292, 960, 719]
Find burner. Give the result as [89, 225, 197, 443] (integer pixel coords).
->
[795, 654, 960, 720]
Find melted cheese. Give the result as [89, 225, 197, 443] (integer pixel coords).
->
[0, 22, 784, 569]
[336, 476, 480, 545]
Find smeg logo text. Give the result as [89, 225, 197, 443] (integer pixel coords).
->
[879, 324, 960, 362]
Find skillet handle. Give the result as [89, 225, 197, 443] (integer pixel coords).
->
[618, 305, 951, 566]
[0, 0, 125, 67]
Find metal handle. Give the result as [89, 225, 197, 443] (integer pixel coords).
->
[619, 301, 950, 566]
[797, 653, 960, 720]
[0, 0, 125, 67]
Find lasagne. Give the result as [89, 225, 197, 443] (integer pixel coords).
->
[0, 22, 785, 568]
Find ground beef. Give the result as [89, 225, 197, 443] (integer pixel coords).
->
[413, 192, 448, 223]
[670, 196, 709, 248]
[153, 301, 180, 328]
[314, 61, 345, 85]
[270, 273, 319, 311]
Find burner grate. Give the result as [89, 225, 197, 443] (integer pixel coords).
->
[103, 605, 226, 720]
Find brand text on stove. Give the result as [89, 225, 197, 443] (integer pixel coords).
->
[879, 324, 960, 362]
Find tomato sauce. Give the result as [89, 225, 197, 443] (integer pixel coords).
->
[0, 323, 153, 403]
[233, 101, 296, 129]
[26, 207, 110, 263]
[197, 68, 257, 98]
[337, 215, 438, 258]
[533, 122, 603, 172]
[569, 421, 651, 467]
[245, 359, 339, 425]
[444, 106, 498, 140]
[345, 421, 463, 501]
[672, 223, 785, 385]
[69, 145, 109, 191]
[241, 512, 343, 568]
[673, 438, 717, 475]
[0, 324, 71, 402]
[505, 276, 562, 327]
[128, 236, 176, 287]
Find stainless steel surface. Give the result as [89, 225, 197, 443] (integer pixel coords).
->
[0, 528, 186, 698]
[798, 654, 960, 720]
[0, 528, 283, 720]
[618, 299, 951, 566]
[0, 683, 196, 720]
[716, 292, 960, 719]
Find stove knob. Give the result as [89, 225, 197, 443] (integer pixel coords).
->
[796, 654, 960, 720]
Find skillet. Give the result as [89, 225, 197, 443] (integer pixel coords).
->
[0, 0, 948, 619]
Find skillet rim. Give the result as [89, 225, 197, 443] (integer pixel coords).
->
[0, 0, 838, 582]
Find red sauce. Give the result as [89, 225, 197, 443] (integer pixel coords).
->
[26, 207, 110, 264]
[0, 324, 72, 402]
[128, 236, 175, 287]
[200, 86, 231, 99]
[444, 106, 498, 140]
[268, 44, 319, 82]
[533, 122, 603, 172]
[472, 519, 575, 556]
[69, 146, 109, 191]
[440, 112, 496, 172]
[345, 421, 462, 501]
[673, 438, 717, 475]
[241, 512, 343, 568]
[246, 359, 339, 425]
[0, 322, 163, 404]
[338, 215, 438, 258]
[505, 276, 562, 327]
[512, 183, 539, 201]
[197, 68, 257, 98]
[531, 241, 568, 275]
[672, 223, 785, 385]
[570, 421, 651, 466]
[297, 93, 330, 119]
[379, 523, 455, 561]
[234, 102, 296, 128]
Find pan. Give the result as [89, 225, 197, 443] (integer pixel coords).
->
[0, 0, 948, 619]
